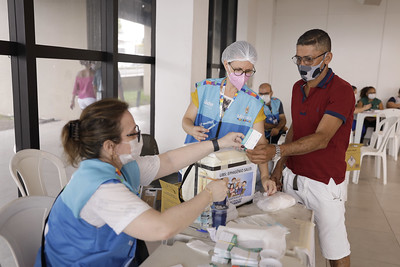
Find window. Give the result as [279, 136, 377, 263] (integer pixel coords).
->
[0, 56, 16, 206]
[207, 0, 237, 78]
[118, 0, 152, 56]
[34, 0, 101, 50]
[0, 0, 8, 41]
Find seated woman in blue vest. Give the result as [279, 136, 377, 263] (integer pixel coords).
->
[35, 98, 244, 267]
[356, 86, 383, 143]
[182, 41, 277, 195]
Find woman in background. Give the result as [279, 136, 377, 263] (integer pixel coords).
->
[70, 60, 96, 110]
[356, 86, 383, 143]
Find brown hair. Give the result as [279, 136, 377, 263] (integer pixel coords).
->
[360, 86, 375, 99]
[61, 98, 129, 167]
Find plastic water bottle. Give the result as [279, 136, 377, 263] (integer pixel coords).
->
[211, 198, 228, 229]
[199, 207, 212, 231]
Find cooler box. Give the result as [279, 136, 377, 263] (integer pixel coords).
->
[181, 149, 257, 206]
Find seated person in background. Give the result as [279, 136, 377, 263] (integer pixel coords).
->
[351, 85, 371, 135]
[35, 98, 244, 266]
[357, 86, 383, 143]
[258, 83, 287, 144]
[386, 88, 400, 109]
[353, 85, 371, 114]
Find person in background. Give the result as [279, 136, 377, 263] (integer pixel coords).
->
[351, 85, 371, 137]
[35, 98, 244, 267]
[352, 85, 371, 114]
[182, 41, 276, 195]
[258, 83, 288, 144]
[70, 60, 96, 110]
[357, 86, 383, 143]
[246, 29, 353, 267]
[91, 61, 125, 101]
[386, 88, 400, 109]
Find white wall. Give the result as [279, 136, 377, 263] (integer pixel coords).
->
[155, 0, 208, 152]
[156, 0, 400, 151]
[237, 0, 400, 126]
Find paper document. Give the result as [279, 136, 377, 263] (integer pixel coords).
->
[241, 128, 262, 149]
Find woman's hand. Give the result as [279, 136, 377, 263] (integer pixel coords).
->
[262, 178, 277, 195]
[270, 163, 284, 191]
[218, 132, 245, 149]
[191, 126, 209, 141]
[206, 178, 229, 202]
[363, 103, 372, 111]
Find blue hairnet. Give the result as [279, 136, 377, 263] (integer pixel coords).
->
[221, 41, 258, 65]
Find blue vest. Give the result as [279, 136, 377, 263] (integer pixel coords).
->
[35, 159, 141, 267]
[264, 97, 281, 137]
[185, 77, 264, 143]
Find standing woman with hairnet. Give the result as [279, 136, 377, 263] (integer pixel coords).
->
[182, 41, 277, 195]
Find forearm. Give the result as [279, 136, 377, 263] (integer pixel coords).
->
[387, 102, 399, 108]
[264, 122, 276, 130]
[280, 132, 329, 157]
[258, 162, 269, 180]
[275, 119, 286, 131]
[124, 190, 211, 241]
[182, 117, 195, 135]
[156, 141, 215, 178]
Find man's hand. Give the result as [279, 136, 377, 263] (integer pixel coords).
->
[270, 127, 280, 137]
[270, 164, 284, 191]
[246, 144, 276, 164]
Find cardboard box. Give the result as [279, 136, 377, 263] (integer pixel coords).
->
[141, 186, 162, 211]
[159, 180, 182, 212]
[345, 143, 363, 171]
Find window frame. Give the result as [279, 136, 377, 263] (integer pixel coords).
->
[3, 0, 156, 151]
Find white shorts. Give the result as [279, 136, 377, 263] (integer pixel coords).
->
[77, 97, 96, 110]
[283, 167, 350, 260]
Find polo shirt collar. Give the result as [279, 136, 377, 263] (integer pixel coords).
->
[316, 68, 335, 89]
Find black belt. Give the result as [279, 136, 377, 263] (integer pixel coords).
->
[293, 175, 298, 191]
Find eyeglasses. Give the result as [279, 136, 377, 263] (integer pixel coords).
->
[291, 52, 327, 66]
[126, 125, 141, 143]
[228, 62, 256, 77]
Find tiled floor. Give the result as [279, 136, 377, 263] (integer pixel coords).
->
[0, 119, 399, 266]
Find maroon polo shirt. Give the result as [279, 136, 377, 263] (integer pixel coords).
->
[286, 69, 355, 184]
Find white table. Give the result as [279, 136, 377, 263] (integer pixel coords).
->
[141, 203, 314, 267]
[353, 110, 380, 143]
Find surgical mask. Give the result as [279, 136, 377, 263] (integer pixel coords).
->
[118, 137, 143, 165]
[261, 94, 271, 104]
[297, 54, 326, 82]
[227, 67, 250, 90]
[368, 93, 376, 100]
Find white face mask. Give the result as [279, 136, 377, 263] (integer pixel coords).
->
[261, 94, 271, 104]
[118, 137, 143, 165]
[368, 93, 376, 100]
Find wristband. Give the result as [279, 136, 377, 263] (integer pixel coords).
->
[211, 138, 220, 152]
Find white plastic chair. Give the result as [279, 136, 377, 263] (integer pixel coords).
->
[373, 109, 400, 160]
[352, 117, 398, 185]
[0, 196, 55, 267]
[9, 149, 68, 196]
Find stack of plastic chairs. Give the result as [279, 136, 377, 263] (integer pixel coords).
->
[352, 117, 398, 185]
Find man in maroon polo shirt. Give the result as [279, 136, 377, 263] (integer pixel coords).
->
[247, 29, 354, 267]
